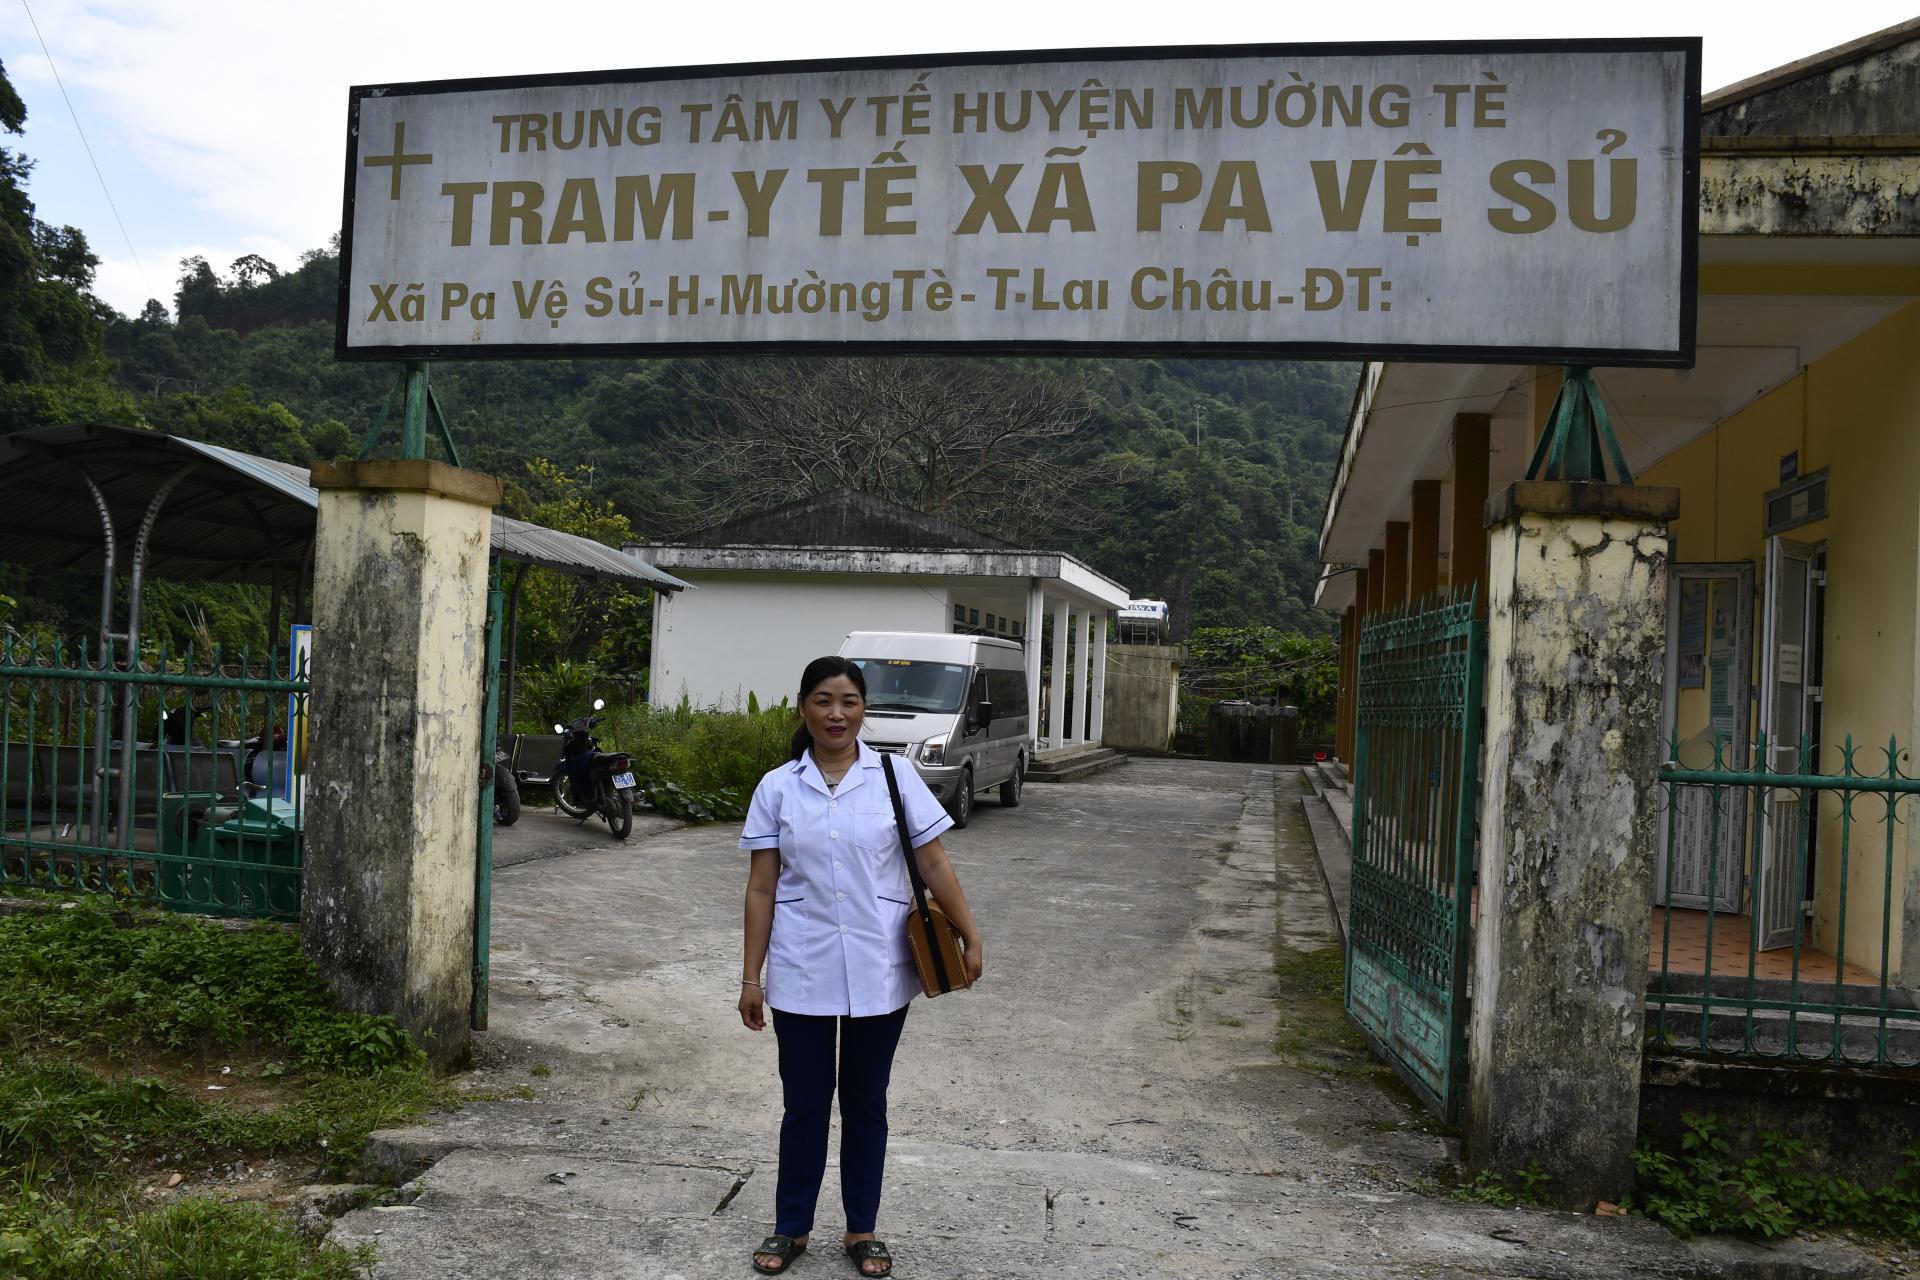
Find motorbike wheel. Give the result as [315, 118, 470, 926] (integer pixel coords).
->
[607, 790, 633, 841]
[493, 772, 521, 827]
[552, 772, 592, 819]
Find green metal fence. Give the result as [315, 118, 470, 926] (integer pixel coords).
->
[1651, 734, 1920, 1069]
[1345, 590, 1484, 1124]
[0, 636, 307, 920]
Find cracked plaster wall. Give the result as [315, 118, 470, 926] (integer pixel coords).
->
[302, 487, 492, 1071]
[1467, 510, 1669, 1208]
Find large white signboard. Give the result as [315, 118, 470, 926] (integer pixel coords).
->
[339, 41, 1699, 364]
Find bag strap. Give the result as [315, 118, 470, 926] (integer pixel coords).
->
[882, 753, 953, 993]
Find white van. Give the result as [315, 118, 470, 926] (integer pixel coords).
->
[837, 630, 1032, 829]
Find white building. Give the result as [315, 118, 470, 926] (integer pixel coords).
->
[628, 490, 1129, 749]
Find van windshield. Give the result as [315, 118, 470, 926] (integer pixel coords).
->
[850, 659, 970, 713]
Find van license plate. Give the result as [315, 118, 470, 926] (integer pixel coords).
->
[612, 771, 636, 789]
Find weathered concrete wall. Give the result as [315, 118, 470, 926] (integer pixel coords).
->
[1699, 153, 1920, 237]
[1643, 1055, 1920, 1188]
[1704, 30, 1920, 138]
[1101, 644, 1183, 752]
[1467, 483, 1675, 1209]
[303, 461, 499, 1073]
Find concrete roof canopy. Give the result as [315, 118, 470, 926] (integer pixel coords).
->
[1315, 16, 1920, 611]
[629, 487, 1129, 610]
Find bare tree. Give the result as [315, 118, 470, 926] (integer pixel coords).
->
[669, 358, 1125, 543]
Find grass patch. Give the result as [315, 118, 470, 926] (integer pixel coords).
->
[0, 900, 452, 1277]
[1268, 945, 1422, 1107]
[1, 1189, 373, 1279]
[1450, 1161, 1554, 1208]
[0, 900, 420, 1074]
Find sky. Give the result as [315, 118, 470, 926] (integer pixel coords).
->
[0, 0, 1911, 318]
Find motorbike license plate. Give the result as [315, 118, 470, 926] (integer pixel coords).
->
[612, 771, 636, 790]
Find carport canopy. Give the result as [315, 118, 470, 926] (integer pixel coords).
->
[0, 422, 692, 593]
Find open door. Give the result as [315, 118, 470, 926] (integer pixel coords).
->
[1755, 537, 1821, 951]
[1657, 564, 1752, 911]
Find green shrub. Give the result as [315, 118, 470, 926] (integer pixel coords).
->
[601, 696, 794, 822]
[1627, 1112, 1920, 1241]
[0, 899, 421, 1073]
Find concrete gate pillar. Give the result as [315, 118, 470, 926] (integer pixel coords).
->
[1466, 480, 1678, 1209]
[301, 459, 501, 1073]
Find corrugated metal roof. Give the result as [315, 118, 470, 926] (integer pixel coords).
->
[493, 513, 691, 588]
[0, 423, 689, 591]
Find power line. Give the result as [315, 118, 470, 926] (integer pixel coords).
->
[18, 0, 154, 300]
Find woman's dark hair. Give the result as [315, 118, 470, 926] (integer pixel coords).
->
[790, 656, 868, 760]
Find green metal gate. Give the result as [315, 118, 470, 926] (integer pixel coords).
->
[0, 637, 308, 921]
[1345, 591, 1484, 1124]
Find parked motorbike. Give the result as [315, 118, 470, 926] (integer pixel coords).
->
[550, 699, 636, 839]
[493, 742, 520, 826]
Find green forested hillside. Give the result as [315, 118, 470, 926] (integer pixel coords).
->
[94, 256, 1352, 636]
[0, 58, 1352, 653]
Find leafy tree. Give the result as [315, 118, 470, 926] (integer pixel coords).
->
[0, 59, 138, 432]
[504, 459, 654, 709]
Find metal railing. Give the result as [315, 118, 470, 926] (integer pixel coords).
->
[0, 635, 308, 921]
[1650, 734, 1920, 1069]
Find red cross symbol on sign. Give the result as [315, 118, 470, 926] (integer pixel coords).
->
[362, 121, 432, 201]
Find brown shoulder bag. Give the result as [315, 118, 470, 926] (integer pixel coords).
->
[881, 754, 971, 998]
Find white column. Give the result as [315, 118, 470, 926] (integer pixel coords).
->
[1024, 579, 1045, 743]
[1049, 598, 1071, 749]
[1090, 611, 1108, 745]
[1072, 608, 1093, 746]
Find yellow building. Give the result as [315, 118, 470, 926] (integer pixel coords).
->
[1320, 19, 1920, 990]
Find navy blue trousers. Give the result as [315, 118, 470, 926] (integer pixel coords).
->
[770, 1003, 910, 1238]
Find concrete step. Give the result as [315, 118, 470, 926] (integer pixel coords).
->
[1300, 793, 1352, 949]
[1027, 746, 1131, 783]
[1312, 758, 1349, 798]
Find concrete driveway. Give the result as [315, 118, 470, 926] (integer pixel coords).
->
[336, 759, 1707, 1279]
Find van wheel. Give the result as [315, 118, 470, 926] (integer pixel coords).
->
[1000, 757, 1024, 807]
[948, 768, 973, 830]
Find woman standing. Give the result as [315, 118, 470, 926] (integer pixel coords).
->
[738, 656, 985, 1277]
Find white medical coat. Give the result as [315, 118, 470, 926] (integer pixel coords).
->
[739, 742, 954, 1017]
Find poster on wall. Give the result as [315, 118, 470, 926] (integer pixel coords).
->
[1676, 580, 1705, 690]
[1707, 596, 1736, 738]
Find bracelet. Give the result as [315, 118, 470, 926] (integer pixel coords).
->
[740, 978, 764, 988]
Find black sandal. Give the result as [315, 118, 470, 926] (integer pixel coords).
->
[753, 1235, 807, 1274]
[844, 1239, 892, 1277]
